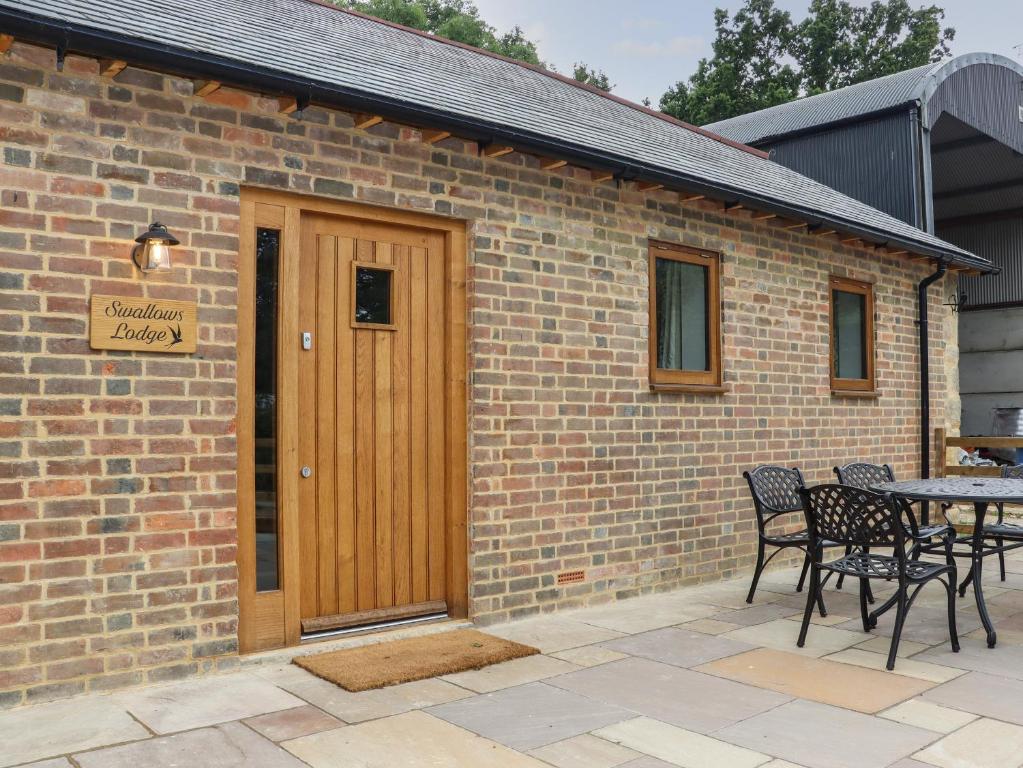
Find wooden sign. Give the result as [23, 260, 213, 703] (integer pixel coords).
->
[90, 295, 197, 353]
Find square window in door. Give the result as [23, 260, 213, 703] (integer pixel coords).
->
[351, 261, 396, 330]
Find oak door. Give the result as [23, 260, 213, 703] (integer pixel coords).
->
[297, 213, 449, 632]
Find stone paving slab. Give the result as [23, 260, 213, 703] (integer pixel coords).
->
[549, 645, 628, 668]
[567, 596, 720, 634]
[921, 670, 1023, 725]
[243, 704, 345, 741]
[917, 636, 1023, 680]
[878, 699, 978, 734]
[282, 710, 547, 767]
[720, 618, 865, 658]
[594, 716, 770, 768]
[116, 672, 306, 734]
[0, 696, 149, 767]
[549, 657, 791, 734]
[822, 648, 964, 683]
[716, 699, 938, 768]
[483, 616, 625, 653]
[600, 627, 754, 668]
[696, 648, 934, 714]
[913, 717, 1023, 768]
[527, 733, 641, 768]
[441, 653, 579, 693]
[73, 721, 307, 768]
[428, 681, 632, 750]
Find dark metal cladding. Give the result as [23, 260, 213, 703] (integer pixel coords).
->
[766, 111, 922, 228]
[0, 0, 992, 271]
[943, 218, 1023, 308]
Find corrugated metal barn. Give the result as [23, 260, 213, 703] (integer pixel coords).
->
[707, 54, 1023, 435]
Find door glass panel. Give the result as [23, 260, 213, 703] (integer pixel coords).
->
[354, 266, 392, 325]
[655, 257, 709, 371]
[254, 228, 280, 591]
[834, 289, 866, 380]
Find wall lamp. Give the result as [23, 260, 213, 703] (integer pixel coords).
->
[132, 222, 179, 273]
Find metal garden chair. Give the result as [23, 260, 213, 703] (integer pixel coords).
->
[834, 462, 953, 592]
[743, 465, 831, 613]
[959, 464, 1023, 591]
[797, 484, 959, 670]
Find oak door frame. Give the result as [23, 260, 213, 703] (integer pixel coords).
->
[237, 187, 469, 653]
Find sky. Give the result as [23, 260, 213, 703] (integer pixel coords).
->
[472, 0, 1023, 106]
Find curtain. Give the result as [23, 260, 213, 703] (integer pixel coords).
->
[656, 258, 708, 371]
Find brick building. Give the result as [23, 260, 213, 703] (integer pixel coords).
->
[0, 0, 993, 706]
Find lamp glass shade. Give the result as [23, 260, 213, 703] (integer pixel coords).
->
[132, 222, 179, 273]
[139, 239, 172, 272]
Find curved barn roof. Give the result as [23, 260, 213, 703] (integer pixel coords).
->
[705, 53, 1023, 146]
[0, 0, 995, 270]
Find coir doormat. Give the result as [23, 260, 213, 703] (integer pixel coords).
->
[292, 629, 539, 692]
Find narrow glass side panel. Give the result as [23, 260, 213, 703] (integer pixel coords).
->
[254, 228, 280, 591]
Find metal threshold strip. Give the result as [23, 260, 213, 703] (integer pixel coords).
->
[301, 612, 449, 643]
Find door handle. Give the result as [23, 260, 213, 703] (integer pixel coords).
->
[300, 466, 312, 478]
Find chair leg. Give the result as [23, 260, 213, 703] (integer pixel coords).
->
[863, 546, 874, 604]
[858, 577, 873, 632]
[746, 540, 766, 604]
[958, 566, 974, 597]
[945, 576, 961, 653]
[796, 551, 810, 593]
[836, 545, 851, 590]
[997, 537, 1006, 582]
[886, 585, 909, 671]
[798, 562, 819, 648]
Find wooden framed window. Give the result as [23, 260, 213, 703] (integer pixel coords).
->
[648, 241, 722, 391]
[829, 276, 875, 393]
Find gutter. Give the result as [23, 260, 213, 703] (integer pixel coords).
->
[0, 6, 996, 273]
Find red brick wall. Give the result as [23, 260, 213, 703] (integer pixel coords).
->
[0, 42, 953, 705]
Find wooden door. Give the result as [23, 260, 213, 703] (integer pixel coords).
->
[296, 214, 449, 633]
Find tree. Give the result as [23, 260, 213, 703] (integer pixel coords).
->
[573, 62, 614, 92]
[660, 0, 955, 124]
[660, 0, 800, 125]
[341, 0, 543, 67]
[794, 0, 954, 94]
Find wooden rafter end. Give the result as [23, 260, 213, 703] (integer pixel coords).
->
[482, 144, 514, 157]
[422, 129, 451, 144]
[194, 80, 222, 97]
[99, 59, 127, 77]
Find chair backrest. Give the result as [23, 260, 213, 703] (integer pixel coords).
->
[744, 465, 806, 530]
[1003, 465, 1023, 479]
[800, 484, 906, 551]
[833, 462, 895, 490]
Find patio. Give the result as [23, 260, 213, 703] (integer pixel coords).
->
[5, 553, 1023, 768]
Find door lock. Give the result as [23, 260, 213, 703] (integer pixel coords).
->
[300, 466, 312, 478]
[301, 332, 312, 350]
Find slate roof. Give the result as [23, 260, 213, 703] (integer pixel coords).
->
[0, 0, 992, 270]
[704, 53, 1023, 147]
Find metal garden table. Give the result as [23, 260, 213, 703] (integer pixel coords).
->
[871, 477, 1023, 648]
